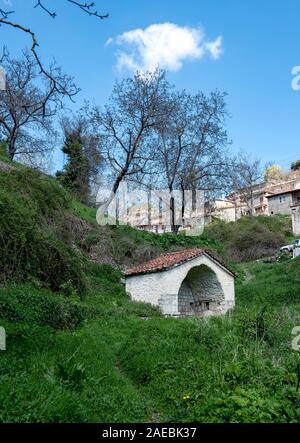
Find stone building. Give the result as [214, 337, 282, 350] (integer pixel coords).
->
[224, 173, 300, 221]
[205, 198, 249, 223]
[266, 184, 300, 216]
[125, 248, 235, 317]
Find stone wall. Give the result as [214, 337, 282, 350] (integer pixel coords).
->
[178, 280, 195, 315]
[158, 294, 180, 317]
[177, 265, 226, 317]
[291, 205, 300, 235]
[267, 193, 293, 215]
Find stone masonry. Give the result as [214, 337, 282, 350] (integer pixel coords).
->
[125, 249, 235, 318]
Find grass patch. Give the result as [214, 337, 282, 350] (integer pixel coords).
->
[0, 259, 299, 423]
[0, 284, 84, 330]
[0, 166, 86, 293]
[236, 257, 300, 305]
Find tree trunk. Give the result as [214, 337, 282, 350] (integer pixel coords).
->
[170, 194, 176, 233]
[250, 190, 254, 216]
[181, 181, 185, 227]
[8, 138, 16, 160]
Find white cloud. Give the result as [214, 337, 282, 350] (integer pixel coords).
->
[205, 36, 223, 60]
[107, 22, 223, 73]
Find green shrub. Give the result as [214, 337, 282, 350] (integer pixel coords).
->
[206, 215, 289, 262]
[0, 142, 9, 161]
[0, 284, 84, 329]
[0, 168, 86, 294]
[85, 262, 122, 283]
[30, 232, 87, 295]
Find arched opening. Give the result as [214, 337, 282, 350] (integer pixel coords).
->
[178, 265, 225, 317]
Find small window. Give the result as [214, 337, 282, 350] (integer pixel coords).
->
[279, 196, 286, 203]
[205, 302, 210, 310]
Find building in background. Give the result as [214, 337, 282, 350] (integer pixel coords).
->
[123, 171, 300, 235]
[266, 180, 300, 215]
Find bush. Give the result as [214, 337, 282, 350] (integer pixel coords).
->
[0, 168, 86, 294]
[206, 216, 289, 262]
[85, 262, 122, 283]
[30, 232, 87, 295]
[0, 284, 84, 330]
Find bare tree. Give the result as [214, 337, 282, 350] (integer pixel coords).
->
[156, 90, 230, 232]
[0, 51, 78, 161]
[92, 69, 170, 218]
[155, 90, 191, 231]
[0, 1, 107, 100]
[179, 91, 230, 213]
[232, 152, 262, 216]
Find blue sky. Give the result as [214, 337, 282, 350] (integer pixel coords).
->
[1, 0, 300, 171]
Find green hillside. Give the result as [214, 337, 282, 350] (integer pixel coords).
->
[0, 160, 300, 423]
[206, 215, 293, 262]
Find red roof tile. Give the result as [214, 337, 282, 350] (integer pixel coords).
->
[124, 248, 234, 277]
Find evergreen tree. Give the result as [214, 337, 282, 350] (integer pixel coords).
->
[56, 129, 90, 204]
[291, 159, 300, 172]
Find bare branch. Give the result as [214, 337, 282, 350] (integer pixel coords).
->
[0, 1, 108, 104]
[0, 8, 14, 19]
[0, 51, 76, 160]
[0, 18, 79, 108]
[67, 1, 108, 19]
[34, 1, 57, 18]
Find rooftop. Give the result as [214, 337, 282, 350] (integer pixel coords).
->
[124, 248, 234, 277]
[266, 186, 300, 198]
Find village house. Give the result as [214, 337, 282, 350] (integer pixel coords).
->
[126, 197, 205, 234]
[265, 178, 300, 235]
[266, 181, 300, 215]
[211, 182, 270, 222]
[120, 171, 300, 234]
[210, 173, 300, 226]
[125, 248, 235, 317]
[205, 198, 248, 223]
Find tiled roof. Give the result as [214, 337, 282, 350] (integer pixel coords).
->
[266, 186, 300, 198]
[124, 248, 234, 277]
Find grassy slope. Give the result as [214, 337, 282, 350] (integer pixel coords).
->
[72, 200, 226, 270]
[1, 259, 300, 423]
[0, 158, 300, 423]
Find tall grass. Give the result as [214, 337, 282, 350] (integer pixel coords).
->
[0, 259, 299, 423]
